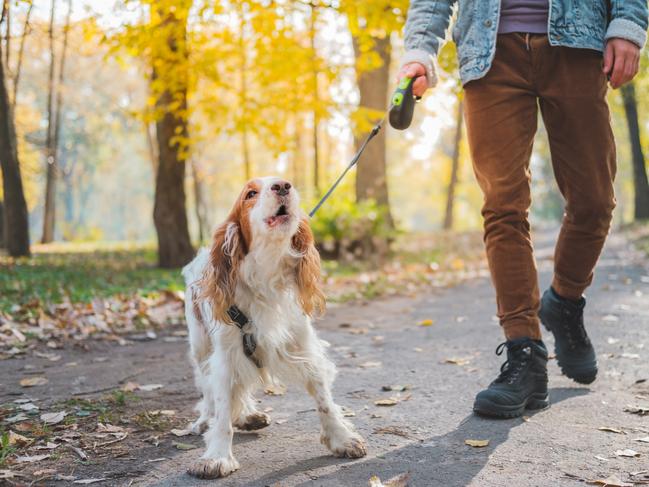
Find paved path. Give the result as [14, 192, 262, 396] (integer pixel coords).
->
[2, 231, 648, 486]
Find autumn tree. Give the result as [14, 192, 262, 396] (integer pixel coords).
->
[344, 1, 407, 225]
[621, 82, 649, 221]
[0, 3, 30, 257]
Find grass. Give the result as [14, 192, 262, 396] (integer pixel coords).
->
[0, 242, 184, 314]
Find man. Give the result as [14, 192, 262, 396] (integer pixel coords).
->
[398, 1, 648, 418]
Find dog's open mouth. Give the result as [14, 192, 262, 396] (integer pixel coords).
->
[266, 205, 291, 227]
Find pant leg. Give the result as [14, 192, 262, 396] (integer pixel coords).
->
[533, 37, 617, 301]
[463, 34, 542, 341]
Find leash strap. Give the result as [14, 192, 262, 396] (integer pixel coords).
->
[227, 305, 263, 368]
[308, 110, 389, 218]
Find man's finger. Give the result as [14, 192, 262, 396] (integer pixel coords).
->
[610, 56, 626, 88]
[602, 43, 614, 74]
[413, 76, 428, 97]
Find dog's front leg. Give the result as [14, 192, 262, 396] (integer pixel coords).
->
[303, 354, 367, 459]
[187, 353, 240, 479]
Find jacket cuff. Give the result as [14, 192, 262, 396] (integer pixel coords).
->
[605, 18, 647, 49]
[401, 49, 438, 88]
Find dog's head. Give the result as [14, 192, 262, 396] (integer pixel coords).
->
[203, 177, 324, 323]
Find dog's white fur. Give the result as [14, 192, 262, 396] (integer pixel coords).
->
[182, 177, 366, 479]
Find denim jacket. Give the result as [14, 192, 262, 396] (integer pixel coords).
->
[402, 0, 649, 87]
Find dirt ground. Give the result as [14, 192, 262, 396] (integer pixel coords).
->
[1, 231, 649, 487]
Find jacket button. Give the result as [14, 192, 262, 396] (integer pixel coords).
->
[484, 19, 493, 27]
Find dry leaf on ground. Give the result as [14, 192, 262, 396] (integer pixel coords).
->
[172, 441, 197, 451]
[374, 398, 399, 407]
[614, 449, 640, 458]
[369, 472, 410, 487]
[418, 319, 434, 327]
[138, 384, 164, 392]
[41, 411, 67, 425]
[359, 361, 382, 369]
[465, 439, 490, 448]
[382, 385, 409, 392]
[444, 358, 471, 366]
[624, 405, 649, 416]
[634, 437, 649, 443]
[373, 426, 410, 438]
[15, 454, 51, 463]
[7, 431, 30, 447]
[19, 377, 48, 387]
[587, 475, 633, 487]
[598, 427, 625, 434]
[73, 479, 108, 485]
[170, 429, 191, 437]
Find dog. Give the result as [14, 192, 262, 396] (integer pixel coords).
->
[182, 176, 367, 479]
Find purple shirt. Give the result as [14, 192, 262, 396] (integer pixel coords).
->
[499, 0, 549, 34]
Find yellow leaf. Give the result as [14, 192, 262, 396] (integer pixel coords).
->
[20, 377, 48, 387]
[418, 319, 434, 327]
[465, 439, 489, 448]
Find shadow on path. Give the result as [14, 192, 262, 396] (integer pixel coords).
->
[271, 387, 590, 487]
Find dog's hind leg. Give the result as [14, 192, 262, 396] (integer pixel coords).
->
[187, 351, 240, 479]
[233, 388, 270, 431]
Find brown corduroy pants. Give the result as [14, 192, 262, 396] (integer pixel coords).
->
[463, 33, 616, 340]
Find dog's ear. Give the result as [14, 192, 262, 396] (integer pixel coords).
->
[292, 217, 325, 317]
[201, 221, 245, 324]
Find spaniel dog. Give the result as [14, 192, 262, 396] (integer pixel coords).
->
[182, 177, 367, 479]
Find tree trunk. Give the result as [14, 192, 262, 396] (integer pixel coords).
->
[621, 83, 649, 221]
[443, 98, 464, 230]
[152, 9, 194, 269]
[352, 35, 392, 223]
[190, 157, 208, 243]
[41, 0, 57, 243]
[12, 1, 33, 112]
[0, 39, 30, 257]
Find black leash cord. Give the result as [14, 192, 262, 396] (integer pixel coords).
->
[308, 117, 386, 218]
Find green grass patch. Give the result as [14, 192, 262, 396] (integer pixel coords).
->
[0, 242, 184, 314]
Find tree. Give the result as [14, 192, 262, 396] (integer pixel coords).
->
[345, 1, 408, 225]
[621, 82, 649, 221]
[0, 20, 31, 257]
[444, 98, 463, 230]
[151, 1, 194, 268]
[41, 0, 57, 243]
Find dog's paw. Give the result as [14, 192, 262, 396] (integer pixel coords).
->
[187, 457, 240, 479]
[322, 431, 367, 459]
[235, 412, 271, 431]
[188, 419, 209, 436]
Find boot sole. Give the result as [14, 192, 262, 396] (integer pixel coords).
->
[540, 319, 598, 385]
[473, 392, 549, 419]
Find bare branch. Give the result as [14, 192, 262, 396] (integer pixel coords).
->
[12, 1, 34, 111]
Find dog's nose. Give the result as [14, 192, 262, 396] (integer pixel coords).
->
[271, 181, 291, 197]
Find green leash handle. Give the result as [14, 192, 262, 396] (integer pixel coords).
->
[389, 76, 421, 130]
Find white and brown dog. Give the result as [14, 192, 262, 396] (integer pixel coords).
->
[182, 177, 367, 479]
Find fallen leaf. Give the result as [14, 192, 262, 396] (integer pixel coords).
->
[172, 441, 197, 451]
[418, 319, 434, 327]
[20, 377, 48, 387]
[602, 314, 620, 322]
[587, 475, 633, 487]
[5, 413, 28, 423]
[96, 423, 124, 433]
[621, 353, 640, 359]
[349, 328, 369, 335]
[121, 382, 139, 392]
[624, 405, 649, 416]
[413, 348, 423, 353]
[73, 478, 108, 484]
[382, 385, 409, 392]
[465, 439, 489, 448]
[373, 426, 410, 438]
[8, 431, 30, 447]
[15, 454, 50, 463]
[614, 449, 640, 458]
[170, 429, 191, 437]
[598, 427, 625, 434]
[41, 411, 67, 425]
[32, 469, 57, 477]
[19, 403, 39, 412]
[634, 437, 649, 443]
[149, 410, 175, 416]
[359, 361, 382, 369]
[374, 398, 399, 407]
[368, 472, 410, 487]
[138, 384, 164, 392]
[341, 406, 356, 417]
[444, 358, 471, 366]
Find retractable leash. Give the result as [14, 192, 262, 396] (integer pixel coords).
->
[308, 76, 421, 218]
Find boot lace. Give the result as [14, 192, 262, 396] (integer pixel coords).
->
[561, 306, 591, 349]
[494, 341, 532, 385]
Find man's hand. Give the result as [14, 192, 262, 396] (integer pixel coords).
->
[397, 62, 428, 97]
[603, 38, 641, 89]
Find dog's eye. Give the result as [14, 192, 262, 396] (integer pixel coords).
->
[245, 190, 258, 200]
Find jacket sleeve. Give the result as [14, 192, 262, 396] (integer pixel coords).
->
[606, 0, 648, 49]
[402, 0, 457, 88]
